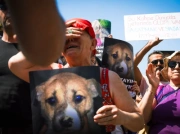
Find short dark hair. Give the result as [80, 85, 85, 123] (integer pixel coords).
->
[147, 51, 164, 63]
[0, 0, 7, 10]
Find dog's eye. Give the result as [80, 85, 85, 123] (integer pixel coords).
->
[46, 97, 56, 106]
[126, 56, 131, 61]
[111, 52, 118, 59]
[75, 95, 84, 104]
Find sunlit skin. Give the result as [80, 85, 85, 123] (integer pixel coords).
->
[168, 54, 180, 87]
[63, 30, 96, 67]
[148, 54, 165, 81]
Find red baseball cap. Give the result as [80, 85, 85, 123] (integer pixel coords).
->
[66, 18, 95, 38]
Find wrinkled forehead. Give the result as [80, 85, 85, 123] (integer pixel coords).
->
[149, 54, 163, 62]
[170, 53, 180, 61]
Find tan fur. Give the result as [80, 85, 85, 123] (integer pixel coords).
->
[36, 72, 100, 133]
[106, 43, 133, 78]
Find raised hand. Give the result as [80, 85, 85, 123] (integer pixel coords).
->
[65, 20, 82, 39]
[146, 63, 160, 90]
[147, 37, 163, 47]
[131, 81, 140, 94]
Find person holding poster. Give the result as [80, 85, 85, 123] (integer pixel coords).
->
[8, 18, 144, 134]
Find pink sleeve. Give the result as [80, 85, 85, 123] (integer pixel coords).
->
[139, 75, 149, 96]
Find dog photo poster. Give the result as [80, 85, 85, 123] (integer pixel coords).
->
[92, 19, 111, 60]
[29, 66, 109, 134]
[102, 37, 136, 98]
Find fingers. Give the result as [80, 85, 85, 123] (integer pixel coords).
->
[131, 81, 140, 93]
[66, 27, 82, 39]
[65, 20, 76, 27]
[94, 110, 114, 119]
[66, 27, 82, 32]
[133, 81, 137, 84]
[94, 105, 119, 125]
[94, 114, 117, 125]
[146, 63, 154, 77]
[131, 86, 140, 93]
[96, 105, 116, 114]
[148, 37, 163, 47]
[154, 37, 163, 42]
[155, 70, 161, 79]
[65, 20, 83, 39]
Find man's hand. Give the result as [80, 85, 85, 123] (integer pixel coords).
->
[147, 37, 163, 47]
[65, 20, 82, 39]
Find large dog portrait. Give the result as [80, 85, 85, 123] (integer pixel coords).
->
[102, 37, 134, 79]
[30, 66, 104, 134]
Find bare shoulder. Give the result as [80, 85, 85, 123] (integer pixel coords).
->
[108, 69, 126, 91]
[100, 68, 138, 111]
[99, 68, 125, 94]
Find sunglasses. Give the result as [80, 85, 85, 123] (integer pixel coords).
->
[168, 61, 180, 69]
[151, 59, 164, 65]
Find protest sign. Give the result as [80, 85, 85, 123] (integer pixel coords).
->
[102, 37, 136, 99]
[92, 19, 111, 60]
[124, 12, 180, 41]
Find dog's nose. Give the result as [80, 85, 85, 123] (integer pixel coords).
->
[60, 116, 73, 128]
[117, 67, 124, 72]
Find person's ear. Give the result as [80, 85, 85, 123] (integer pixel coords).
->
[90, 38, 97, 51]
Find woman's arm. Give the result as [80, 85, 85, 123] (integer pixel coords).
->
[138, 63, 159, 123]
[137, 88, 157, 123]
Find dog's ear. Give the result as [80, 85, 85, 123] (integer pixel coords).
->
[87, 79, 101, 97]
[36, 83, 45, 101]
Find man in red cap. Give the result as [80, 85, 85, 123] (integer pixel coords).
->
[63, 18, 102, 67]
[8, 18, 144, 134]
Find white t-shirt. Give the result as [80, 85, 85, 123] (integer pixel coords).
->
[111, 125, 124, 134]
[139, 75, 169, 96]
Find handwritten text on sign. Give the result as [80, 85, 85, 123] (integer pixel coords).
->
[124, 12, 180, 41]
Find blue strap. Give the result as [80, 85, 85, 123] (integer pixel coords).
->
[158, 88, 180, 104]
[155, 85, 165, 102]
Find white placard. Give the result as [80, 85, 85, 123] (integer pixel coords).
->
[124, 12, 180, 41]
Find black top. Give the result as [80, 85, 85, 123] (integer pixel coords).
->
[0, 39, 32, 127]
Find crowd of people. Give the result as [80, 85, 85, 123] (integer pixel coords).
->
[0, 0, 179, 134]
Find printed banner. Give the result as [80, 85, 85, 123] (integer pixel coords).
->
[29, 66, 106, 134]
[124, 12, 180, 41]
[102, 37, 136, 99]
[92, 19, 111, 60]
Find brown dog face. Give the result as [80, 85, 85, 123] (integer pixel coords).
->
[106, 43, 133, 78]
[36, 72, 100, 133]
